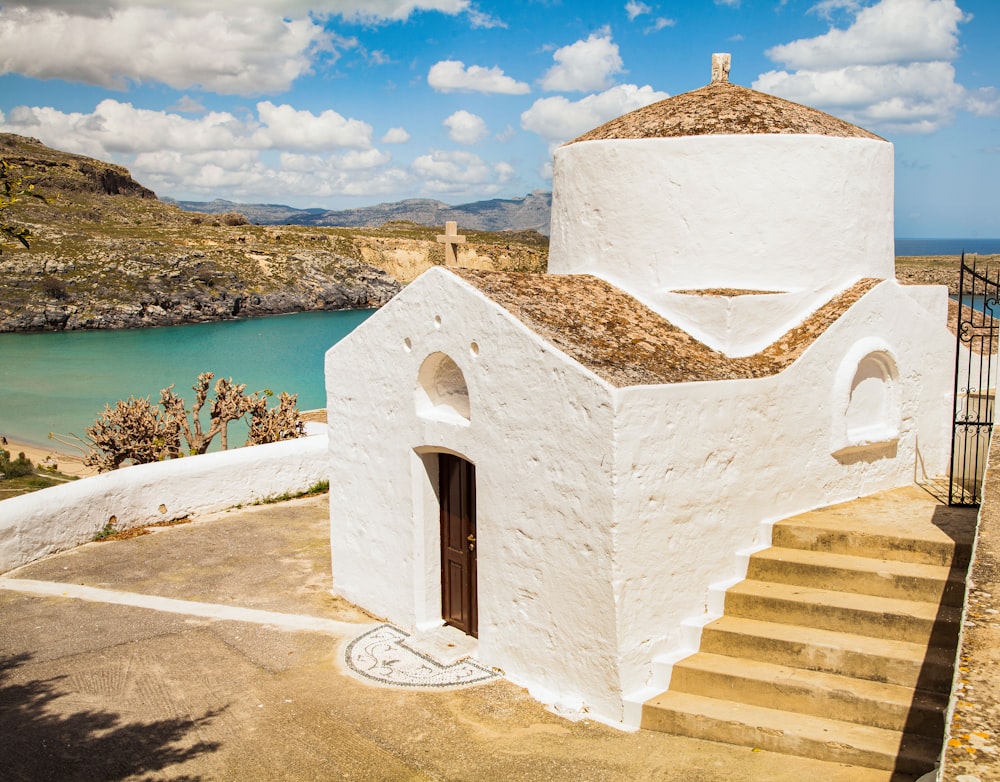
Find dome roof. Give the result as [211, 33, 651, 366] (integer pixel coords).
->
[569, 81, 884, 144]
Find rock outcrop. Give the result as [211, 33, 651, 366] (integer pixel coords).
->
[0, 134, 546, 333]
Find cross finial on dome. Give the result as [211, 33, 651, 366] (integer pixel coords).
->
[711, 53, 731, 84]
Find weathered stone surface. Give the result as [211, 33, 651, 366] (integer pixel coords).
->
[570, 81, 884, 144]
[0, 246, 400, 332]
[453, 268, 879, 386]
[941, 434, 1000, 781]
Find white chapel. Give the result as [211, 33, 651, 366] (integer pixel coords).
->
[324, 56, 954, 726]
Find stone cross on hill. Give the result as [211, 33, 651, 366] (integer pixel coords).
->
[712, 53, 731, 84]
[437, 221, 466, 266]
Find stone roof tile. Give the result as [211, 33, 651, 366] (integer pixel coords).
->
[569, 82, 884, 144]
[452, 269, 880, 387]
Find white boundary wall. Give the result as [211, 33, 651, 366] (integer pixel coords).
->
[0, 434, 328, 574]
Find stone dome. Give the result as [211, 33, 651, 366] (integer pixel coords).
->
[547, 55, 895, 352]
[569, 81, 884, 144]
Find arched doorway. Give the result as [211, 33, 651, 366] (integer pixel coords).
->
[439, 453, 477, 637]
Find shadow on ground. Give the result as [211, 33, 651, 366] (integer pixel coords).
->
[0, 652, 222, 781]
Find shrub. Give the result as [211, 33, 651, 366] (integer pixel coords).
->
[0, 449, 33, 478]
[41, 274, 68, 300]
[221, 212, 250, 226]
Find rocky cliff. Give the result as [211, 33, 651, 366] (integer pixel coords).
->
[0, 134, 547, 332]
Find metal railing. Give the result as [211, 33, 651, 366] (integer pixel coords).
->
[950, 253, 998, 506]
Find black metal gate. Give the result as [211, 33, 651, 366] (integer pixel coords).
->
[950, 253, 998, 506]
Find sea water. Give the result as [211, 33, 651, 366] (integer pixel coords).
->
[896, 238, 1000, 255]
[0, 309, 374, 448]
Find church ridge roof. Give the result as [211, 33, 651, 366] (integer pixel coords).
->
[449, 268, 882, 387]
[567, 81, 885, 144]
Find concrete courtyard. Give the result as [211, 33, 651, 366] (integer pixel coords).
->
[0, 494, 902, 780]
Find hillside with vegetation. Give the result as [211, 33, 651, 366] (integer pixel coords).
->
[167, 190, 553, 235]
[0, 134, 548, 333]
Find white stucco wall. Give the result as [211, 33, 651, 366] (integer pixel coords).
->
[657, 288, 837, 356]
[548, 135, 894, 315]
[609, 281, 953, 711]
[326, 267, 626, 718]
[0, 434, 328, 574]
[325, 271, 952, 727]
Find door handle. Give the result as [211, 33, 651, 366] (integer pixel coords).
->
[467, 534, 476, 552]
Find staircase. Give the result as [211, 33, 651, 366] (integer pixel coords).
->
[641, 487, 977, 778]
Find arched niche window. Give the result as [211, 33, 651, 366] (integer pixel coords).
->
[832, 341, 900, 457]
[416, 352, 471, 425]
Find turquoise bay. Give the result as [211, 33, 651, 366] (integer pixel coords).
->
[0, 309, 374, 448]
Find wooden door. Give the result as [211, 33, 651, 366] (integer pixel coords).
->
[439, 453, 477, 637]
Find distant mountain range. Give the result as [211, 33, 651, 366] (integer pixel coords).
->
[163, 191, 553, 235]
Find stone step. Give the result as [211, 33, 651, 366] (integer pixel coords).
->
[698, 615, 956, 690]
[746, 546, 966, 605]
[641, 690, 939, 775]
[669, 652, 947, 736]
[771, 493, 975, 568]
[724, 579, 962, 645]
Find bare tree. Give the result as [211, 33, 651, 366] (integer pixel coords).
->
[53, 372, 305, 472]
[82, 396, 181, 472]
[246, 391, 305, 445]
[161, 373, 253, 455]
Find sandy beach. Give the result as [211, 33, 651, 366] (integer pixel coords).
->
[2, 436, 97, 478]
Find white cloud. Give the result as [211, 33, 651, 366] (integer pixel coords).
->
[756, 61, 1000, 132]
[467, 8, 506, 28]
[715, 0, 740, 6]
[0, 98, 400, 200]
[626, 1, 652, 20]
[282, 148, 391, 172]
[427, 60, 530, 94]
[444, 110, 488, 144]
[494, 161, 514, 183]
[0, 1, 473, 95]
[540, 32, 624, 92]
[252, 102, 372, 150]
[495, 124, 516, 142]
[646, 17, 676, 33]
[0, 99, 376, 155]
[808, 0, 865, 20]
[767, 0, 968, 70]
[521, 83, 669, 146]
[4, 1, 470, 23]
[966, 87, 1000, 118]
[0, 6, 332, 95]
[756, 0, 993, 133]
[411, 149, 514, 195]
[169, 96, 206, 114]
[106, 144, 411, 202]
[381, 127, 411, 143]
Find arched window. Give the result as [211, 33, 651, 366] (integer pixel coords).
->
[846, 353, 896, 438]
[416, 352, 471, 425]
[832, 341, 900, 456]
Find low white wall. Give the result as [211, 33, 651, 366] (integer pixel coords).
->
[0, 434, 328, 574]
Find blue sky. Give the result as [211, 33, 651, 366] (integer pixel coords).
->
[0, 0, 997, 237]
